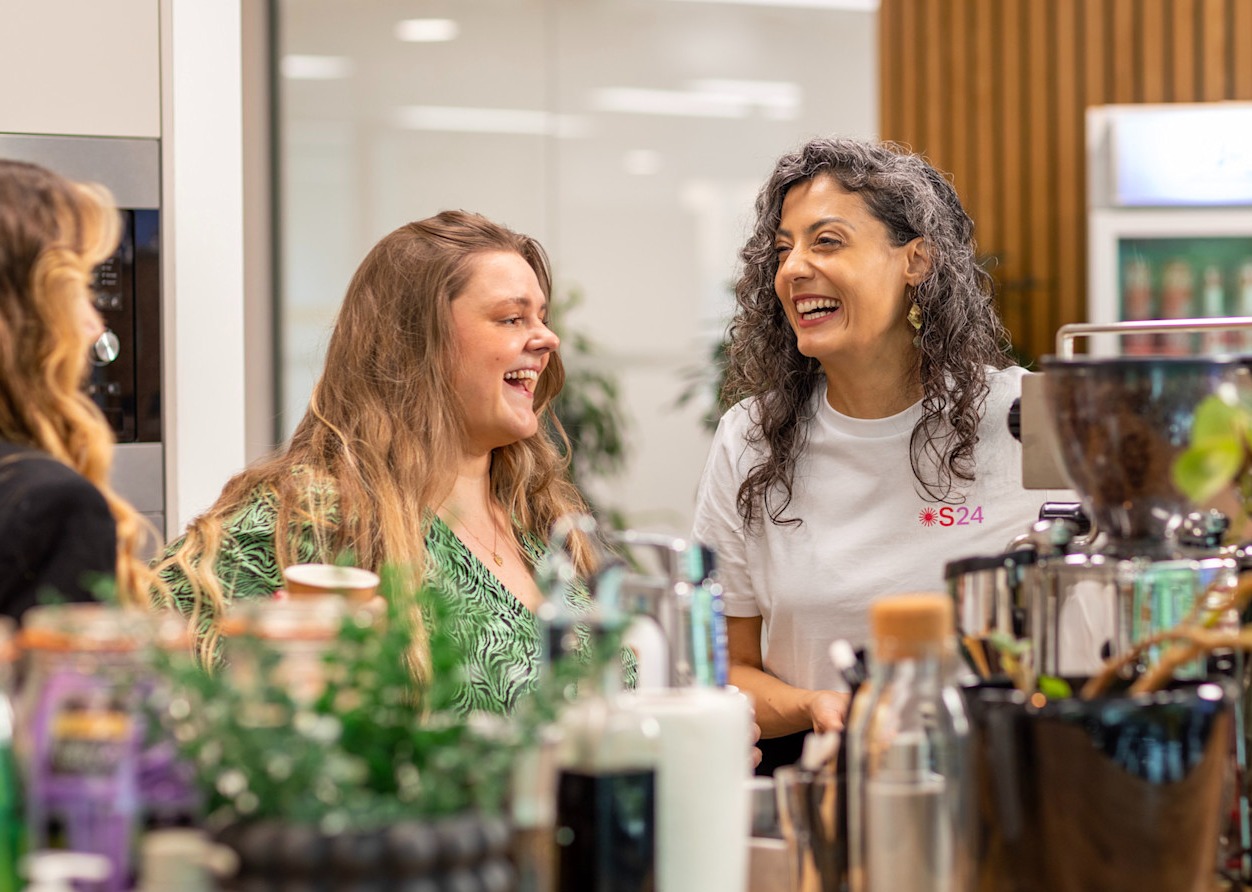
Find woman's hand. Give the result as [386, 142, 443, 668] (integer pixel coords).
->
[728, 615, 855, 739]
[807, 689, 851, 735]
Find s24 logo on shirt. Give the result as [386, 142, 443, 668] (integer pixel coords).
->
[918, 505, 984, 527]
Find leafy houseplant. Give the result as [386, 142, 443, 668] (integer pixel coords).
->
[148, 572, 603, 890]
[547, 289, 629, 521]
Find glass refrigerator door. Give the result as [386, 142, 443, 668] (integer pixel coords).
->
[1087, 209, 1252, 356]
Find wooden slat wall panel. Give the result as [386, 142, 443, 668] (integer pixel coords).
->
[946, 1, 969, 199]
[1172, 0, 1197, 102]
[922, 0, 945, 157]
[1237, 0, 1252, 99]
[968, 0, 996, 273]
[1141, 0, 1168, 103]
[901, 1, 921, 142]
[880, 0, 1252, 364]
[1054, 0, 1082, 369]
[1200, 0, 1227, 101]
[997, 0, 1026, 344]
[1111, 0, 1138, 103]
[1025, 0, 1053, 352]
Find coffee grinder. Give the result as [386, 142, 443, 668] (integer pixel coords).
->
[1023, 320, 1251, 674]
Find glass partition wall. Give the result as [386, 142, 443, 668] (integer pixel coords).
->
[277, 0, 877, 532]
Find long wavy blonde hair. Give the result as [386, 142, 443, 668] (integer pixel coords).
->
[0, 159, 162, 604]
[156, 210, 593, 664]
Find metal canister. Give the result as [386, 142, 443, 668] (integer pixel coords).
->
[1030, 552, 1120, 678]
[944, 549, 1035, 678]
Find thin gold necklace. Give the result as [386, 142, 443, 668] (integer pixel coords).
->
[443, 505, 504, 567]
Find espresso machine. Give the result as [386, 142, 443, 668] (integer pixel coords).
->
[949, 317, 1252, 878]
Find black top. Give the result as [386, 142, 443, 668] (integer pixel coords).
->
[0, 440, 116, 621]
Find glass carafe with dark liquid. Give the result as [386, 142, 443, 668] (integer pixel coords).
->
[553, 649, 659, 892]
[540, 521, 660, 892]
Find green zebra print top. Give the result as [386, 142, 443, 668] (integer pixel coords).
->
[157, 488, 631, 715]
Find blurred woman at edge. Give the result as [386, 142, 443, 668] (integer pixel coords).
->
[0, 159, 162, 619]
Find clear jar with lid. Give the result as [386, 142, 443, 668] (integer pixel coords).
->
[846, 593, 973, 892]
[137, 609, 201, 830]
[17, 603, 153, 892]
[218, 595, 349, 708]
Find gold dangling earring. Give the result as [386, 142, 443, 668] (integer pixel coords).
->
[907, 297, 923, 348]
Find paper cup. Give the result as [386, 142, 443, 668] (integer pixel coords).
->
[281, 563, 380, 602]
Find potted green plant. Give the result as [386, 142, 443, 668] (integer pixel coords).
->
[547, 288, 629, 526]
[149, 573, 582, 892]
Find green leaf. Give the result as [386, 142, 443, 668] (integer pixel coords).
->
[986, 630, 1030, 658]
[1036, 675, 1072, 700]
[1173, 440, 1244, 505]
[1190, 394, 1247, 444]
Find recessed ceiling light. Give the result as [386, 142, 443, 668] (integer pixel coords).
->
[281, 55, 354, 80]
[592, 81, 801, 120]
[394, 18, 460, 42]
[593, 88, 747, 118]
[624, 149, 663, 176]
[393, 105, 590, 138]
[663, 0, 877, 9]
[689, 79, 801, 120]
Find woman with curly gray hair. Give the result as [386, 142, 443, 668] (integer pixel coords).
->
[693, 137, 1057, 771]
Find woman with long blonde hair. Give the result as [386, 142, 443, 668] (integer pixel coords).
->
[156, 210, 598, 712]
[0, 159, 161, 618]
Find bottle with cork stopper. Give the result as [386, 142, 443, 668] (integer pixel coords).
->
[846, 593, 973, 892]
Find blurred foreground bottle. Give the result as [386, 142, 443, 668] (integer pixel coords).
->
[846, 593, 973, 892]
[0, 617, 21, 892]
[539, 517, 660, 892]
[17, 604, 150, 892]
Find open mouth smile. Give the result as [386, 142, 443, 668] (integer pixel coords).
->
[504, 368, 539, 395]
[794, 297, 842, 323]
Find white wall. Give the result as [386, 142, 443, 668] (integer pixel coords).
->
[277, 0, 879, 537]
[0, 0, 250, 539]
[160, 0, 248, 534]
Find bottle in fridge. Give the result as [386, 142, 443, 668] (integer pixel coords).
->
[1121, 257, 1154, 355]
[1158, 259, 1196, 355]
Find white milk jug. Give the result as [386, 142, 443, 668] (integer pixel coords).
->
[620, 686, 753, 892]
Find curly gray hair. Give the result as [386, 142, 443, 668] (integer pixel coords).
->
[722, 137, 1013, 529]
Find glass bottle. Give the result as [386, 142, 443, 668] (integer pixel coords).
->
[135, 610, 201, 831]
[0, 617, 21, 892]
[847, 593, 973, 892]
[539, 522, 661, 892]
[219, 594, 348, 707]
[551, 617, 660, 890]
[17, 604, 151, 892]
[685, 543, 730, 688]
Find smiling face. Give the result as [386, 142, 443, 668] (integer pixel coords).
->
[773, 174, 928, 373]
[449, 250, 560, 456]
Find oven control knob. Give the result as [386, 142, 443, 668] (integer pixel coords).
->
[91, 329, 120, 365]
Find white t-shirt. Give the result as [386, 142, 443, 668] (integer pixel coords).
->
[692, 365, 1065, 693]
